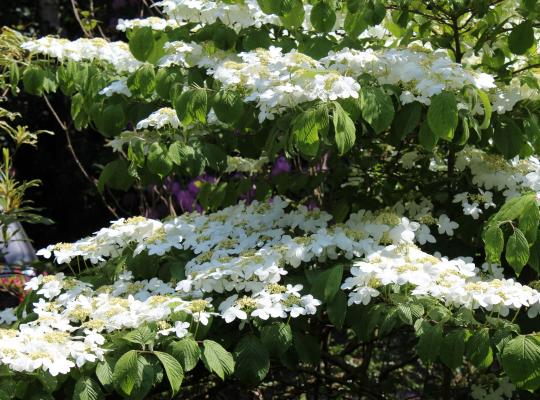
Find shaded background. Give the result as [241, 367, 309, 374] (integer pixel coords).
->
[2, 0, 152, 248]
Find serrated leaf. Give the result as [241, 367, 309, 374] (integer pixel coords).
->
[123, 325, 156, 346]
[397, 303, 424, 325]
[147, 142, 173, 178]
[72, 376, 103, 400]
[292, 106, 327, 157]
[113, 350, 140, 396]
[212, 90, 244, 124]
[360, 87, 394, 134]
[201, 340, 235, 380]
[260, 322, 293, 356]
[484, 225, 504, 264]
[169, 337, 201, 372]
[501, 335, 540, 390]
[310, 1, 336, 33]
[427, 91, 458, 140]
[389, 101, 422, 144]
[95, 357, 116, 388]
[440, 329, 469, 370]
[333, 102, 356, 155]
[154, 351, 184, 396]
[174, 88, 208, 125]
[519, 201, 540, 244]
[22, 65, 45, 96]
[418, 119, 439, 150]
[98, 159, 135, 192]
[416, 322, 442, 363]
[466, 328, 493, 369]
[234, 335, 270, 385]
[310, 264, 343, 303]
[506, 229, 530, 276]
[129, 27, 155, 61]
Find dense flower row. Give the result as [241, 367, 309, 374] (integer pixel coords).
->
[21, 37, 142, 73]
[22, 34, 524, 123]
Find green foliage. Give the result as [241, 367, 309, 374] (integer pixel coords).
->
[201, 340, 235, 380]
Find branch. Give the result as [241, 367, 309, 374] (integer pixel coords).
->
[42, 95, 119, 218]
[70, 0, 93, 38]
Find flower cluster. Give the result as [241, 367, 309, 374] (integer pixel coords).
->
[342, 243, 540, 317]
[211, 47, 360, 122]
[456, 146, 540, 200]
[21, 37, 142, 73]
[321, 46, 496, 106]
[136, 107, 181, 130]
[116, 17, 182, 32]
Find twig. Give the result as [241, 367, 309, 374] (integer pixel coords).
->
[42, 95, 119, 218]
[70, 0, 93, 38]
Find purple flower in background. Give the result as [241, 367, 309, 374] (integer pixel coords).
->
[175, 190, 197, 212]
[188, 174, 216, 194]
[315, 152, 330, 173]
[271, 156, 291, 177]
[240, 183, 257, 203]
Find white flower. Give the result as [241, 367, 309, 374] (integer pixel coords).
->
[463, 202, 483, 219]
[415, 225, 436, 245]
[437, 214, 459, 236]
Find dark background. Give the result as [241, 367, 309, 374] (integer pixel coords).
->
[2, 0, 152, 249]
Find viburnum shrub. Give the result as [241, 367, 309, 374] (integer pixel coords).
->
[1, 0, 540, 398]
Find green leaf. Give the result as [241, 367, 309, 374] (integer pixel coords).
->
[506, 229, 530, 275]
[501, 335, 540, 390]
[155, 69, 182, 100]
[94, 103, 125, 138]
[491, 193, 537, 223]
[279, 0, 305, 28]
[397, 303, 424, 325]
[477, 89, 492, 130]
[389, 101, 422, 144]
[98, 159, 135, 192]
[519, 201, 540, 244]
[427, 91, 458, 140]
[292, 106, 327, 157]
[494, 117, 524, 159]
[310, 264, 343, 303]
[212, 90, 244, 124]
[129, 27, 155, 61]
[234, 335, 270, 385]
[294, 332, 321, 365]
[72, 376, 103, 400]
[123, 325, 155, 346]
[22, 65, 45, 95]
[113, 350, 141, 396]
[466, 328, 493, 369]
[327, 290, 347, 330]
[418, 119, 439, 150]
[508, 21, 535, 55]
[169, 337, 201, 372]
[344, 10, 368, 36]
[484, 225, 504, 264]
[147, 142, 173, 178]
[416, 322, 442, 363]
[260, 322, 293, 356]
[154, 351, 184, 396]
[201, 340, 235, 380]
[95, 357, 116, 388]
[174, 88, 208, 125]
[360, 87, 394, 134]
[440, 329, 469, 370]
[333, 102, 357, 155]
[310, 1, 336, 33]
[130, 65, 156, 97]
